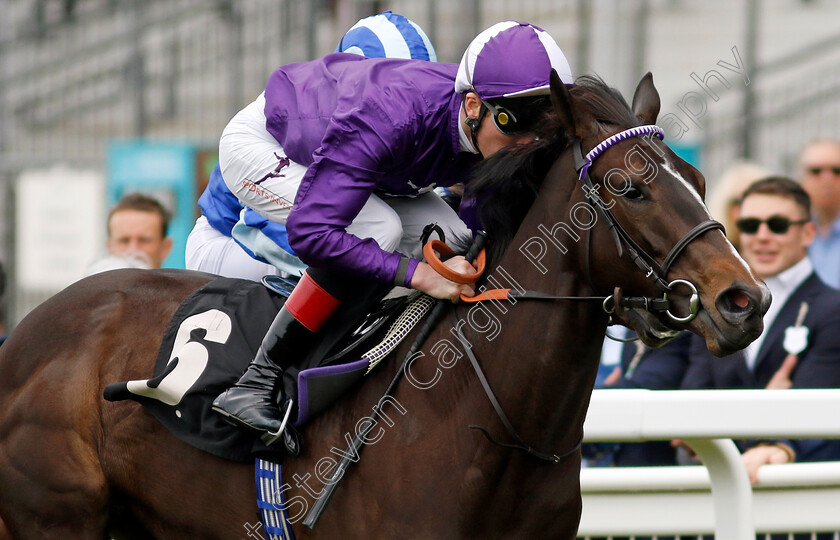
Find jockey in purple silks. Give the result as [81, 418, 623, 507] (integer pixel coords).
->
[187, 11, 438, 282]
[209, 20, 574, 455]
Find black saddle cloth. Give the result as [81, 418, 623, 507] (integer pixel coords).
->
[104, 276, 402, 462]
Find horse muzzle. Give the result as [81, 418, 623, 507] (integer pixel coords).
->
[693, 279, 771, 356]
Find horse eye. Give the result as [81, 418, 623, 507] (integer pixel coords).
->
[623, 186, 644, 200]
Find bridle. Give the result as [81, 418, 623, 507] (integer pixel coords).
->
[304, 126, 730, 510]
[457, 126, 727, 465]
[573, 124, 724, 324]
[461, 125, 725, 324]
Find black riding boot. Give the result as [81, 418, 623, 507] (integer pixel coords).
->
[212, 270, 342, 454]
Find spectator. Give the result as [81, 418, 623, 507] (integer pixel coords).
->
[706, 160, 770, 252]
[87, 193, 172, 275]
[681, 176, 840, 483]
[799, 137, 840, 288]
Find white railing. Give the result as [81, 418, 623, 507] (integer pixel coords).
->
[580, 389, 840, 539]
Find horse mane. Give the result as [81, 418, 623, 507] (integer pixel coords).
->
[573, 74, 640, 129]
[466, 75, 641, 266]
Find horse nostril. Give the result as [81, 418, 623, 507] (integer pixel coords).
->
[730, 289, 751, 309]
[716, 285, 757, 320]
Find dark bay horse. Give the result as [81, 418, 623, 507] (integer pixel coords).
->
[0, 73, 769, 539]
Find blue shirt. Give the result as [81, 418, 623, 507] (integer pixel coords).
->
[808, 217, 840, 289]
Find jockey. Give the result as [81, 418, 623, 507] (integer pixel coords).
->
[186, 11, 437, 281]
[210, 21, 574, 453]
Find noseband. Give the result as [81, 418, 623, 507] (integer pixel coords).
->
[574, 125, 724, 324]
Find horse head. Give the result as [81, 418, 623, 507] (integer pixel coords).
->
[547, 71, 769, 356]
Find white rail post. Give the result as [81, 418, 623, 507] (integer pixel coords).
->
[670, 438, 754, 539]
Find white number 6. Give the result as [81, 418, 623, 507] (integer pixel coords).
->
[126, 309, 232, 406]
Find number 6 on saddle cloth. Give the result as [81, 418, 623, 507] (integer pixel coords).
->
[104, 273, 411, 462]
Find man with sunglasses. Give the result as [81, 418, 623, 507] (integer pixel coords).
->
[800, 138, 840, 287]
[206, 21, 573, 452]
[682, 176, 840, 483]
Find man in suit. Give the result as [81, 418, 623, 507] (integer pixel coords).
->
[681, 176, 840, 482]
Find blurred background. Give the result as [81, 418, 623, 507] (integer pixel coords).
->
[1, 0, 839, 331]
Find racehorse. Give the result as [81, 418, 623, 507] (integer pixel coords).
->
[0, 72, 769, 539]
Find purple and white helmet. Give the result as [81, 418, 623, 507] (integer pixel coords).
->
[455, 21, 572, 100]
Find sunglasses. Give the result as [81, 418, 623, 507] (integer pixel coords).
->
[806, 166, 840, 176]
[735, 216, 809, 235]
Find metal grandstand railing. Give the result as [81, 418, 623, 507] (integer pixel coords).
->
[0, 0, 314, 169]
[702, 28, 840, 184]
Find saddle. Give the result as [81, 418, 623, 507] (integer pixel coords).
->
[104, 275, 427, 462]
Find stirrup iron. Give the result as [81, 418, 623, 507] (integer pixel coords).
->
[261, 399, 294, 446]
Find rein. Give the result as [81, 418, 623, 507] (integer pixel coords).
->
[452, 321, 582, 464]
[461, 286, 670, 312]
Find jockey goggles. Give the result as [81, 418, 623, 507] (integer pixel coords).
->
[482, 96, 549, 135]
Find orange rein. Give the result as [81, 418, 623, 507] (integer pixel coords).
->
[423, 239, 509, 302]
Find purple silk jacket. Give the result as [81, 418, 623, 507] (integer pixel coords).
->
[263, 53, 480, 286]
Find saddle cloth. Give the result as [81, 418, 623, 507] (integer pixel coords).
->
[103, 276, 417, 462]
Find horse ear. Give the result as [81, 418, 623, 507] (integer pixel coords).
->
[631, 72, 661, 124]
[550, 69, 575, 138]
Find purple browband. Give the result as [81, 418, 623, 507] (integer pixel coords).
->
[578, 124, 665, 181]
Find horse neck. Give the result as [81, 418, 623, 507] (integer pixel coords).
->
[454, 153, 608, 452]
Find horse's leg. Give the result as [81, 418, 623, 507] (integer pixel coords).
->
[98, 399, 260, 540]
[0, 516, 11, 540]
[0, 345, 110, 539]
[0, 283, 135, 538]
[0, 271, 278, 539]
